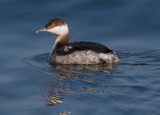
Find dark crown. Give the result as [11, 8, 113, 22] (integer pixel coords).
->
[45, 18, 65, 28]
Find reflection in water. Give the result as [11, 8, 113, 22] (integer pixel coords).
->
[47, 64, 118, 106]
[47, 95, 64, 106]
[51, 64, 117, 74]
[24, 50, 160, 114]
[58, 111, 71, 115]
[83, 87, 106, 93]
[25, 50, 159, 107]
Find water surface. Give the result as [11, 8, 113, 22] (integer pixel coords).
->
[0, 0, 160, 115]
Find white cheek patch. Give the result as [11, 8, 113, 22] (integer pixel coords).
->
[48, 24, 69, 35]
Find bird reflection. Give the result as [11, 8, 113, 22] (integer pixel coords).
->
[52, 63, 118, 74]
[46, 63, 118, 106]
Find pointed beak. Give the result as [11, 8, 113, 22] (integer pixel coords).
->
[36, 28, 47, 33]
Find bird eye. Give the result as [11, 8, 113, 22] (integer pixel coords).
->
[48, 25, 54, 29]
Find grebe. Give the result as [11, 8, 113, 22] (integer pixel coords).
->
[36, 18, 120, 64]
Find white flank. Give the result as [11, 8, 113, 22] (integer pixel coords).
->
[51, 50, 120, 64]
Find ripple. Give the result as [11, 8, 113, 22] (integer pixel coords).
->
[23, 50, 160, 115]
[119, 50, 160, 66]
[23, 53, 119, 106]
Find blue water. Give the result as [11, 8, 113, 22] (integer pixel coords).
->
[0, 0, 160, 115]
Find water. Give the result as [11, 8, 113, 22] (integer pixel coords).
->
[0, 0, 160, 115]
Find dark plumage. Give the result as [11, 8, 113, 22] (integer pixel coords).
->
[52, 41, 113, 56]
[45, 18, 65, 29]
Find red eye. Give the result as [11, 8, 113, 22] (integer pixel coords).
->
[48, 25, 54, 29]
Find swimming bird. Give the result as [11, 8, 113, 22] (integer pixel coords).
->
[36, 18, 120, 64]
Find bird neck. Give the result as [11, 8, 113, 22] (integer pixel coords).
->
[51, 33, 69, 52]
